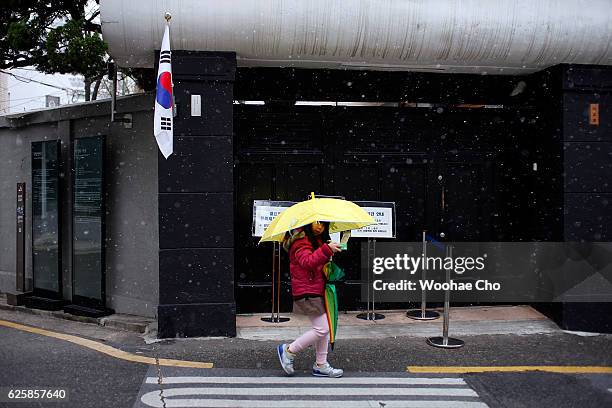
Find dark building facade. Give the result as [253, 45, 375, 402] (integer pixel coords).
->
[1, 59, 611, 336]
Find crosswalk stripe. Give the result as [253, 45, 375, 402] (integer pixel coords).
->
[137, 373, 488, 408]
[146, 376, 467, 385]
[141, 387, 478, 397]
[139, 397, 488, 408]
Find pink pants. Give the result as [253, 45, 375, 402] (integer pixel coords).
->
[288, 313, 329, 364]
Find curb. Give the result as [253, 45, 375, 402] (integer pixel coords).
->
[0, 298, 153, 334]
[0, 320, 213, 368]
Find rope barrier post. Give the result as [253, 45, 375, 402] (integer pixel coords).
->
[357, 238, 385, 321]
[370, 238, 385, 320]
[276, 240, 281, 322]
[426, 244, 464, 348]
[261, 242, 276, 322]
[357, 238, 372, 320]
[261, 242, 290, 323]
[406, 230, 441, 320]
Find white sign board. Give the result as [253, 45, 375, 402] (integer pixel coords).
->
[252, 200, 296, 237]
[351, 202, 396, 238]
[329, 231, 341, 243]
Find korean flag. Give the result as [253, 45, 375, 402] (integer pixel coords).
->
[154, 24, 173, 159]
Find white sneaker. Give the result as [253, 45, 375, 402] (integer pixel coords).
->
[312, 362, 343, 378]
[277, 344, 295, 376]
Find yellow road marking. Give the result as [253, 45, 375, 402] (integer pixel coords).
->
[0, 319, 213, 368]
[408, 366, 612, 374]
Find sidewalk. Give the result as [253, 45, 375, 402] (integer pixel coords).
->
[237, 305, 560, 340]
[1, 292, 559, 340]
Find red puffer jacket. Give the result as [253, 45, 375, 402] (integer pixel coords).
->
[283, 229, 333, 298]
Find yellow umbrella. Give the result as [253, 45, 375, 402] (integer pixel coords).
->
[258, 193, 376, 243]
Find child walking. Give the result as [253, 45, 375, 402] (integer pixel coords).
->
[277, 221, 344, 377]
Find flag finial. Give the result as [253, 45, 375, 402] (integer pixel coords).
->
[164, 12, 172, 22]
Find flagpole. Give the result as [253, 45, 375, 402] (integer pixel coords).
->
[154, 11, 174, 158]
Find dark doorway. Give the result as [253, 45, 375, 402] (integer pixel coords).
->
[234, 102, 519, 313]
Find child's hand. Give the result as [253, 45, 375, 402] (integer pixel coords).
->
[327, 242, 343, 253]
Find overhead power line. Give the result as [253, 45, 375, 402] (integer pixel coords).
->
[0, 69, 85, 96]
[0, 90, 64, 104]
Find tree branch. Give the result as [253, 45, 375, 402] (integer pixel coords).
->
[87, 10, 100, 23]
[92, 77, 102, 100]
[83, 21, 102, 33]
[0, 58, 34, 70]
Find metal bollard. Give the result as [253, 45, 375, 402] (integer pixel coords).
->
[261, 242, 290, 323]
[406, 231, 441, 320]
[426, 245, 464, 348]
[357, 238, 385, 321]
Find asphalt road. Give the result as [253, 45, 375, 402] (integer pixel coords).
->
[136, 333, 612, 372]
[1, 314, 612, 407]
[0, 328, 147, 408]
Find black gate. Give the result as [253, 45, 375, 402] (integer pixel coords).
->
[232, 102, 527, 313]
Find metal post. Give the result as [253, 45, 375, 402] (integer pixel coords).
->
[261, 242, 289, 323]
[368, 238, 373, 319]
[357, 238, 371, 320]
[276, 241, 281, 322]
[372, 238, 376, 319]
[357, 238, 385, 321]
[427, 245, 464, 348]
[442, 259, 451, 341]
[262, 243, 275, 322]
[367, 238, 371, 316]
[407, 231, 440, 320]
[110, 63, 117, 122]
[371, 239, 385, 320]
